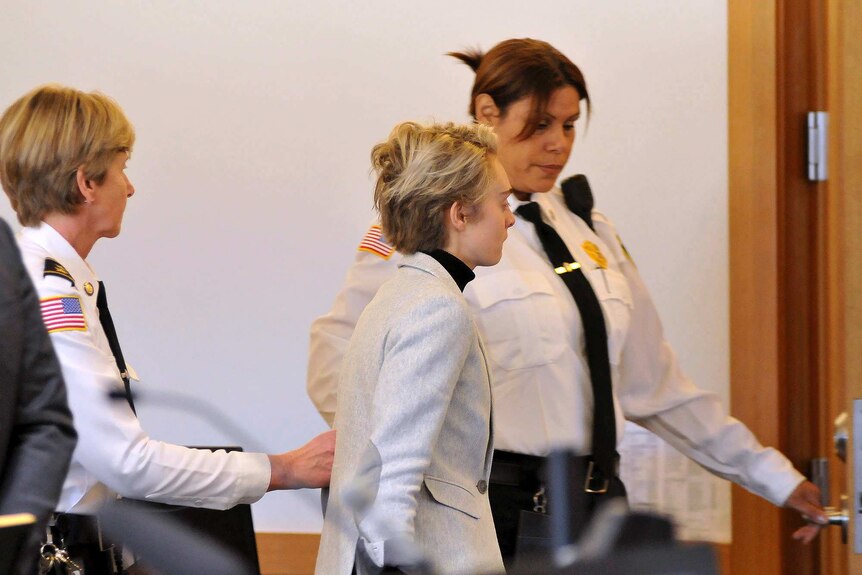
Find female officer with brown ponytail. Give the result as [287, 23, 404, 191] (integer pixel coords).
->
[307, 38, 826, 562]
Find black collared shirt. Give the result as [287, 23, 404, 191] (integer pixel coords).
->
[421, 249, 475, 292]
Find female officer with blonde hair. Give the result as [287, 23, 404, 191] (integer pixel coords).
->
[0, 84, 335, 573]
[316, 121, 513, 575]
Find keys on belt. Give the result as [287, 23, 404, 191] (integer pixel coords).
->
[40, 542, 83, 575]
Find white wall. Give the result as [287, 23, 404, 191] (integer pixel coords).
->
[0, 1, 728, 532]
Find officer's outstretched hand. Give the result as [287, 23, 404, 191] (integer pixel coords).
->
[785, 480, 828, 544]
[267, 430, 336, 490]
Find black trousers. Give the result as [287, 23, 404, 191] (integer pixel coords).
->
[488, 450, 627, 563]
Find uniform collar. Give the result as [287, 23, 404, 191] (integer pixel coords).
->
[21, 223, 101, 291]
[509, 193, 530, 211]
[510, 187, 560, 222]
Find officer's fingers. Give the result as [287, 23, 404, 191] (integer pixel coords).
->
[297, 430, 336, 485]
[785, 481, 828, 524]
[792, 523, 822, 545]
[309, 429, 337, 455]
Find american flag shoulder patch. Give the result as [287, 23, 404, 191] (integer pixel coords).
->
[358, 225, 394, 260]
[40, 295, 88, 334]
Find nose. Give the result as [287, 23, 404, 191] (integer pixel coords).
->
[505, 207, 516, 229]
[545, 127, 571, 155]
[125, 176, 135, 198]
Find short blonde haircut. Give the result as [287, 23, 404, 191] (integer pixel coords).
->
[0, 84, 135, 226]
[372, 121, 498, 254]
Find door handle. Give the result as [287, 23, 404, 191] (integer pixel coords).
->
[808, 410, 855, 545]
[824, 495, 849, 544]
[811, 419, 852, 545]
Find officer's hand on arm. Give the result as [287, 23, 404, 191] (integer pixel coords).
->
[785, 480, 828, 544]
[267, 429, 336, 490]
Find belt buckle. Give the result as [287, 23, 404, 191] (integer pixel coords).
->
[583, 460, 609, 494]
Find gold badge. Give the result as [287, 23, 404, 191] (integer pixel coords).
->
[83, 282, 94, 296]
[581, 241, 608, 269]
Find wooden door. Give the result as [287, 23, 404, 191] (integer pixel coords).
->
[728, 0, 860, 573]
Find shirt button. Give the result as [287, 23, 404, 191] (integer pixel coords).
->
[194, 499, 203, 507]
[477, 480, 488, 494]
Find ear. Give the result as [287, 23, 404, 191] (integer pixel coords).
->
[446, 201, 470, 233]
[474, 93, 501, 127]
[76, 166, 96, 204]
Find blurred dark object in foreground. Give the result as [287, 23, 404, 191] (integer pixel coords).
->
[508, 450, 719, 575]
[100, 446, 259, 575]
[508, 541, 719, 575]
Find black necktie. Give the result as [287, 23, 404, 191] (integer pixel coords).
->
[96, 281, 136, 415]
[515, 201, 616, 490]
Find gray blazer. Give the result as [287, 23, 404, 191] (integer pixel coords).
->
[315, 253, 503, 575]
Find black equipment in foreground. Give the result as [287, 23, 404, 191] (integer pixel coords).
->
[99, 495, 256, 575]
[508, 449, 719, 575]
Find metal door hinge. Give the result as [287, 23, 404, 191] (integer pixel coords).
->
[807, 111, 829, 181]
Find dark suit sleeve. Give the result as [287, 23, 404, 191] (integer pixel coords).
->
[0, 218, 77, 574]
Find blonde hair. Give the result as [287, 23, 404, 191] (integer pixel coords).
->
[0, 84, 135, 226]
[371, 121, 498, 254]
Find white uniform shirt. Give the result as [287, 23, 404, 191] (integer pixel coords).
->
[18, 223, 270, 514]
[308, 188, 804, 507]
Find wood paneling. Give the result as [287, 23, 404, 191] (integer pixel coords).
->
[256, 533, 319, 575]
[728, 1, 784, 573]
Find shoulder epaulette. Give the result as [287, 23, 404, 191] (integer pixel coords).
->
[43, 258, 75, 287]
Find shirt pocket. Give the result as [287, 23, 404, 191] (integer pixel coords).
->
[585, 267, 633, 366]
[468, 270, 567, 371]
[424, 476, 480, 519]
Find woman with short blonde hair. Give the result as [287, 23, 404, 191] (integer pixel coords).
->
[317, 121, 514, 575]
[373, 121, 498, 254]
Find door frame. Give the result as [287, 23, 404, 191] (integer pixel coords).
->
[827, 0, 862, 572]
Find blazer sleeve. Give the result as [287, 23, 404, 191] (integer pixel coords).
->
[307, 223, 401, 426]
[356, 291, 473, 560]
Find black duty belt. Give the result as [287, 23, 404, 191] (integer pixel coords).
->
[489, 449, 620, 493]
